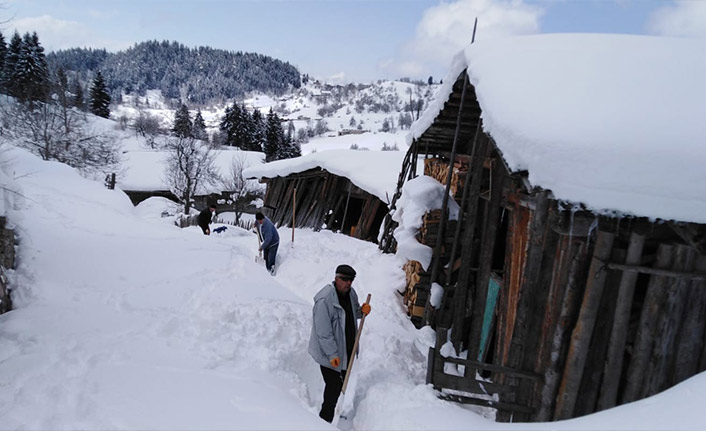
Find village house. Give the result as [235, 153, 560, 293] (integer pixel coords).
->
[116, 148, 264, 215]
[379, 34, 706, 422]
[243, 149, 420, 243]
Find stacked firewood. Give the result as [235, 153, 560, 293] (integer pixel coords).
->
[417, 209, 442, 246]
[424, 156, 470, 199]
[402, 260, 426, 322]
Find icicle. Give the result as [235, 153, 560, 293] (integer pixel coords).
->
[568, 204, 578, 244]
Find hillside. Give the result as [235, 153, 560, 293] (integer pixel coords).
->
[47, 41, 301, 106]
[112, 78, 440, 154]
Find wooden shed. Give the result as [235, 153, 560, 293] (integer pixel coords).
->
[244, 149, 413, 242]
[380, 34, 706, 422]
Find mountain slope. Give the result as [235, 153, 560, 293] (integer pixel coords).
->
[48, 41, 301, 105]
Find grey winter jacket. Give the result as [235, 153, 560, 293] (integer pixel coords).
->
[308, 282, 362, 371]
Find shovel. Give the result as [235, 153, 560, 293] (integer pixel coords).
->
[332, 293, 372, 426]
[255, 224, 265, 265]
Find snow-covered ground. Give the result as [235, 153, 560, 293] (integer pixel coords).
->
[1, 141, 705, 430]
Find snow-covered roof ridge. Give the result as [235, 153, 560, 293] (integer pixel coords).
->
[409, 33, 706, 224]
[243, 149, 410, 203]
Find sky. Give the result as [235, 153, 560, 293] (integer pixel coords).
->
[3, 0, 706, 83]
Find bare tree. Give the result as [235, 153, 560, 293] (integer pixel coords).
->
[0, 98, 121, 175]
[132, 108, 164, 148]
[163, 136, 217, 214]
[220, 151, 263, 225]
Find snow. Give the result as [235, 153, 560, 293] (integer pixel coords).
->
[302, 131, 406, 154]
[118, 147, 265, 195]
[391, 175, 460, 271]
[1, 138, 706, 429]
[410, 33, 706, 224]
[243, 149, 421, 203]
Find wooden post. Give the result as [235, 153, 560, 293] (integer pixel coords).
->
[597, 231, 646, 410]
[341, 189, 351, 234]
[574, 247, 625, 416]
[447, 124, 484, 349]
[643, 244, 695, 397]
[468, 158, 505, 361]
[554, 228, 615, 420]
[672, 256, 706, 384]
[497, 192, 550, 422]
[535, 237, 590, 421]
[425, 73, 469, 326]
[621, 243, 674, 404]
[292, 187, 296, 243]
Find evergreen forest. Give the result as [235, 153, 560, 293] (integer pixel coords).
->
[48, 40, 301, 106]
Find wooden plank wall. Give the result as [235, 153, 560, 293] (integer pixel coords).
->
[426, 149, 706, 421]
[261, 171, 388, 242]
[487, 206, 706, 422]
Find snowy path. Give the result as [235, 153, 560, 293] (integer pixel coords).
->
[0, 147, 439, 430]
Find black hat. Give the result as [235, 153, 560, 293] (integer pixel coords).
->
[335, 264, 356, 278]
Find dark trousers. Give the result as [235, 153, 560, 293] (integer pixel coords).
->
[264, 243, 278, 273]
[319, 366, 347, 423]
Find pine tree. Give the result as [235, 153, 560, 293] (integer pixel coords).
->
[2, 32, 22, 98]
[264, 109, 284, 162]
[219, 102, 260, 150]
[89, 71, 111, 118]
[25, 32, 50, 102]
[251, 108, 265, 152]
[219, 102, 241, 147]
[238, 103, 260, 152]
[55, 67, 69, 106]
[0, 31, 7, 89]
[193, 109, 208, 141]
[73, 79, 85, 110]
[172, 103, 193, 138]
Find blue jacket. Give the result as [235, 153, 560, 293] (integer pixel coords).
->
[308, 283, 362, 371]
[259, 217, 279, 249]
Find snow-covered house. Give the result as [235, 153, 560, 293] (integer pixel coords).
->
[117, 148, 264, 212]
[381, 34, 706, 423]
[243, 149, 419, 242]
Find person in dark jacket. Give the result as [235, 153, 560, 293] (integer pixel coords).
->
[197, 205, 216, 235]
[308, 264, 371, 422]
[256, 212, 279, 274]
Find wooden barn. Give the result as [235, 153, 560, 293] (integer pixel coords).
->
[244, 149, 416, 242]
[379, 34, 706, 422]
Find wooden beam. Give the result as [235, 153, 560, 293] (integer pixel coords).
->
[534, 237, 590, 421]
[672, 255, 706, 384]
[643, 244, 695, 397]
[554, 229, 616, 420]
[467, 158, 506, 361]
[597, 231, 646, 411]
[606, 262, 706, 280]
[621, 243, 674, 404]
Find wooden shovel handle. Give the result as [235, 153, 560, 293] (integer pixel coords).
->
[341, 293, 371, 394]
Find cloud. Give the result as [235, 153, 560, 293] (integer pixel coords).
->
[380, 0, 543, 80]
[327, 72, 347, 84]
[647, 1, 706, 38]
[8, 15, 131, 52]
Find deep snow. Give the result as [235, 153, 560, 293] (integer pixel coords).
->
[1, 143, 706, 430]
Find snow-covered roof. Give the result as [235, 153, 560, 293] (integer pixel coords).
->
[410, 34, 706, 224]
[118, 148, 264, 195]
[243, 149, 415, 203]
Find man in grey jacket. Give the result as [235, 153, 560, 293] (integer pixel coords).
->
[308, 264, 371, 423]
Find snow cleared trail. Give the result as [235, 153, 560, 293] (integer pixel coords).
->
[0, 148, 439, 430]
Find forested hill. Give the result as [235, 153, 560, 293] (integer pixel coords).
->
[47, 40, 301, 106]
